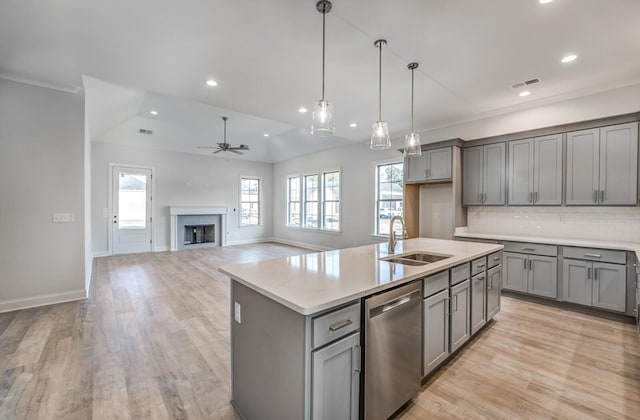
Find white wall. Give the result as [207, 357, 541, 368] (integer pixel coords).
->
[272, 140, 404, 250]
[0, 79, 86, 311]
[91, 142, 274, 253]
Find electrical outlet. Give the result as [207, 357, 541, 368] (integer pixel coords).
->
[234, 301, 241, 324]
[52, 213, 75, 223]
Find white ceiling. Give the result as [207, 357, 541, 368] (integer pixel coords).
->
[3, 0, 640, 162]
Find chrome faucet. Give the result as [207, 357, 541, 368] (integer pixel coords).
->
[388, 215, 406, 254]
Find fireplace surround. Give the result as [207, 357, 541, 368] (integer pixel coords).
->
[169, 206, 228, 251]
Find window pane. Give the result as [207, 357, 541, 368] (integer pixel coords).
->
[304, 202, 318, 228]
[288, 202, 300, 227]
[119, 173, 147, 230]
[240, 178, 260, 225]
[323, 201, 340, 231]
[376, 162, 403, 236]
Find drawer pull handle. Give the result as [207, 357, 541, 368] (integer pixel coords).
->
[493, 257, 500, 261]
[476, 264, 485, 269]
[329, 319, 353, 332]
[584, 253, 602, 258]
[521, 248, 535, 252]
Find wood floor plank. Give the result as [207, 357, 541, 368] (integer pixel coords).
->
[0, 242, 638, 419]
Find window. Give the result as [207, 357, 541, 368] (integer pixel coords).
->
[304, 174, 319, 228]
[375, 162, 404, 236]
[240, 177, 260, 226]
[286, 170, 341, 231]
[322, 171, 340, 231]
[287, 176, 301, 227]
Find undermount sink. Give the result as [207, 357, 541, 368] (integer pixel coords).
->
[380, 252, 452, 266]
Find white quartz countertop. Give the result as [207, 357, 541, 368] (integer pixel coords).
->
[219, 238, 503, 315]
[453, 228, 640, 257]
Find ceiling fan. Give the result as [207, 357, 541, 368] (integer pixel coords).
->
[198, 116, 249, 155]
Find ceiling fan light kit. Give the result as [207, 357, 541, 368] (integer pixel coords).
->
[311, 0, 335, 137]
[370, 39, 391, 150]
[404, 62, 422, 157]
[197, 116, 249, 155]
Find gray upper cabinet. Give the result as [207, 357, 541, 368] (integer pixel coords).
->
[508, 135, 563, 206]
[405, 146, 452, 183]
[566, 122, 638, 205]
[463, 143, 506, 205]
[311, 332, 360, 420]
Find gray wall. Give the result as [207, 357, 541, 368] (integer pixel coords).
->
[0, 79, 86, 307]
[91, 142, 274, 253]
[272, 140, 404, 250]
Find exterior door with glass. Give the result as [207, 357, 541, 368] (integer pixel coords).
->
[111, 166, 152, 254]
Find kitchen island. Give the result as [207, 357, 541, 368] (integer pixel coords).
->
[219, 238, 503, 420]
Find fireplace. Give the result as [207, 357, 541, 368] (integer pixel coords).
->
[184, 224, 216, 245]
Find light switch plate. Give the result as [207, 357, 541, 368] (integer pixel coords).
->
[53, 213, 75, 223]
[234, 301, 241, 324]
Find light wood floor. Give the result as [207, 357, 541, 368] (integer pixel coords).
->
[1, 243, 638, 419]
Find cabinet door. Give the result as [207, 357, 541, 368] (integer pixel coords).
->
[599, 123, 638, 205]
[471, 272, 486, 335]
[503, 252, 527, 292]
[527, 255, 558, 298]
[462, 146, 483, 205]
[534, 134, 563, 205]
[566, 129, 600, 205]
[508, 138, 534, 205]
[405, 154, 428, 183]
[562, 259, 592, 306]
[450, 279, 471, 353]
[311, 332, 360, 420]
[426, 147, 452, 181]
[483, 142, 506, 205]
[592, 262, 626, 312]
[486, 265, 501, 320]
[423, 289, 450, 376]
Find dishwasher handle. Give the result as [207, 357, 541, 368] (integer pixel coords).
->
[368, 289, 421, 319]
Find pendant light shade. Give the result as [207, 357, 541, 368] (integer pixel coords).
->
[371, 39, 391, 150]
[404, 62, 422, 157]
[311, 0, 335, 137]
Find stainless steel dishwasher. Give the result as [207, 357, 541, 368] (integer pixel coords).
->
[364, 281, 422, 420]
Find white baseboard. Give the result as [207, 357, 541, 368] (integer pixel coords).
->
[0, 289, 87, 314]
[226, 237, 277, 246]
[153, 245, 170, 252]
[92, 251, 109, 258]
[271, 238, 333, 252]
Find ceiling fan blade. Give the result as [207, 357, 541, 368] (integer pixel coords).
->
[230, 150, 243, 155]
[213, 149, 223, 154]
[198, 146, 217, 149]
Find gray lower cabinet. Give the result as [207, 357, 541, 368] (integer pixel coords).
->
[462, 143, 506, 205]
[486, 265, 502, 320]
[471, 272, 486, 335]
[562, 259, 626, 312]
[450, 279, 471, 353]
[503, 252, 557, 298]
[423, 288, 450, 376]
[311, 332, 360, 420]
[566, 122, 638, 206]
[405, 146, 452, 183]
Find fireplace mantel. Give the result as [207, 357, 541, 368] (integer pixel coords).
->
[169, 206, 228, 251]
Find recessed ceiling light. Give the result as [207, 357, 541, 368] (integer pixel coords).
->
[519, 91, 531, 97]
[561, 54, 578, 63]
[349, 123, 357, 128]
[298, 107, 308, 113]
[539, 0, 553, 4]
[205, 79, 218, 87]
[263, 133, 269, 137]
[150, 110, 158, 116]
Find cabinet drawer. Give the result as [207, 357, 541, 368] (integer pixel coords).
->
[424, 270, 449, 298]
[488, 251, 503, 268]
[502, 241, 558, 257]
[471, 257, 487, 276]
[451, 263, 470, 286]
[563, 247, 626, 265]
[312, 302, 361, 349]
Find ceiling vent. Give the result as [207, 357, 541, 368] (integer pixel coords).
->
[139, 128, 153, 135]
[511, 77, 541, 89]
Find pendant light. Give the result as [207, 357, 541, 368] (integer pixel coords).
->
[371, 39, 391, 150]
[404, 62, 422, 157]
[311, 0, 335, 137]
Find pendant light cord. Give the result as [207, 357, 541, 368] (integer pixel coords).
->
[378, 42, 382, 121]
[411, 67, 414, 132]
[321, 8, 326, 101]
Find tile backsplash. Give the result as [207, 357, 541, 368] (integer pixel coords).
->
[467, 206, 640, 243]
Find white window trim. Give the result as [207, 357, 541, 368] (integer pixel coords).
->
[321, 169, 341, 232]
[373, 159, 405, 237]
[239, 176, 262, 227]
[286, 168, 342, 233]
[286, 174, 302, 228]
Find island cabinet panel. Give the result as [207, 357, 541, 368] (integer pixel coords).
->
[311, 332, 360, 420]
[423, 288, 450, 376]
[450, 279, 471, 353]
[487, 265, 502, 320]
[503, 252, 528, 292]
[471, 271, 487, 335]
